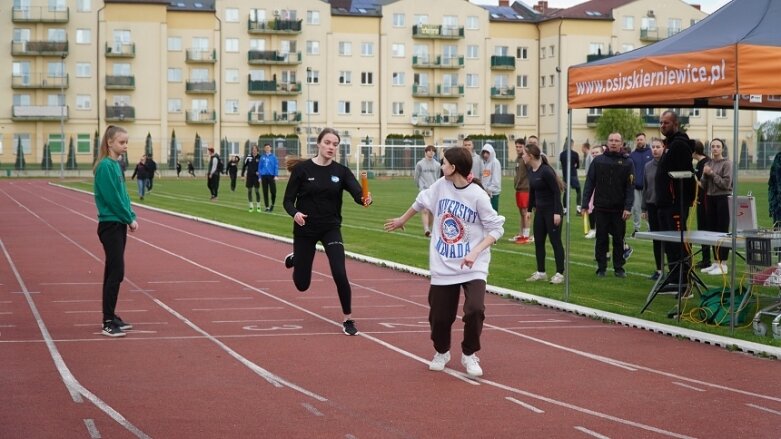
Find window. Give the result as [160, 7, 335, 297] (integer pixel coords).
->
[623, 16, 634, 30]
[338, 71, 352, 84]
[549, 46, 555, 57]
[466, 16, 479, 30]
[392, 72, 405, 86]
[517, 75, 528, 88]
[307, 69, 319, 84]
[48, 133, 64, 154]
[621, 44, 634, 53]
[361, 42, 374, 56]
[691, 108, 701, 117]
[306, 41, 320, 55]
[588, 108, 603, 116]
[225, 99, 239, 114]
[517, 47, 528, 59]
[307, 10, 320, 25]
[466, 103, 478, 117]
[76, 29, 91, 44]
[168, 99, 182, 113]
[588, 43, 605, 55]
[549, 75, 555, 87]
[113, 63, 131, 76]
[224, 8, 239, 22]
[338, 101, 351, 115]
[466, 74, 478, 87]
[540, 76, 546, 87]
[168, 36, 182, 51]
[338, 41, 352, 56]
[192, 37, 209, 51]
[392, 102, 404, 116]
[76, 95, 91, 110]
[668, 18, 682, 36]
[13, 134, 32, 155]
[549, 103, 555, 114]
[77, 0, 91, 12]
[392, 44, 405, 57]
[13, 94, 32, 106]
[225, 68, 239, 83]
[361, 101, 374, 115]
[306, 100, 319, 115]
[249, 39, 265, 51]
[393, 13, 404, 27]
[225, 38, 239, 52]
[641, 17, 657, 30]
[494, 104, 509, 114]
[413, 14, 428, 25]
[361, 72, 373, 85]
[76, 63, 91, 78]
[77, 133, 91, 153]
[466, 45, 479, 59]
[517, 104, 528, 117]
[167, 68, 182, 82]
[540, 105, 546, 116]
[540, 47, 545, 59]
[47, 93, 63, 107]
[48, 29, 66, 42]
[716, 108, 727, 118]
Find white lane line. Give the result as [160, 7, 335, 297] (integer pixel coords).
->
[64, 310, 147, 314]
[174, 297, 253, 301]
[300, 403, 324, 417]
[191, 306, 283, 311]
[40, 282, 102, 285]
[53, 299, 132, 303]
[83, 419, 101, 438]
[147, 280, 220, 284]
[0, 237, 151, 439]
[74, 322, 168, 327]
[746, 403, 781, 416]
[0, 311, 12, 315]
[0, 300, 13, 303]
[672, 382, 706, 392]
[323, 304, 404, 309]
[574, 426, 611, 439]
[506, 396, 544, 413]
[213, 319, 305, 323]
[0, 324, 16, 328]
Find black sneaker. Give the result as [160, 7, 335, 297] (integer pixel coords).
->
[615, 270, 627, 278]
[102, 321, 126, 338]
[113, 316, 133, 330]
[342, 319, 358, 336]
[284, 253, 295, 269]
[695, 260, 711, 269]
[596, 270, 606, 278]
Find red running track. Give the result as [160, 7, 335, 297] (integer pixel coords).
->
[1, 180, 780, 438]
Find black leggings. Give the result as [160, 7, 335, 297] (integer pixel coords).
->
[292, 227, 352, 315]
[261, 175, 277, 208]
[207, 175, 220, 197]
[646, 204, 663, 270]
[98, 222, 127, 322]
[247, 182, 260, 202]
[533, 208, 565, 274]
[706, 195, 730, 261]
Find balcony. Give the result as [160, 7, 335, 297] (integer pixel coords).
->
[186, 48, 217, 63]
[186, 109, 216, 124]
[412, 114, 464, 127]
[186, 80, 217, 94]
[105, 105, 136, 122]
[11, 73, 68, 90]
[412, 84, 464, 98]
[247, 18, 302, 34]
[12, 6, 69, 23]
[490, 86, 515, 99]
[411, 55, 464, 69]
[490, 55, 516, 70]
[247, 50, 301, 65]
[105, 42, 135, 58]
[586, 52, 613, 63]
[247, 79, 301, 95]
[247, 111, 302, 125]
[12, 105, 68, 121]
[11, 40, 68, 57]
[412, 24, 464, 39]
[490, 113, 515, 127]
[105, 75, 135, 90]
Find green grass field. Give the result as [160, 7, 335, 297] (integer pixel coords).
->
[65, 174, 781, 347]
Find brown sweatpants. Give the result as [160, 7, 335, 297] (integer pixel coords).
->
[428, 279, 486, 356]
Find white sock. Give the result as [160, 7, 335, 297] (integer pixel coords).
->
[249, 202, 253, 209]
[523, 228, 530, 238]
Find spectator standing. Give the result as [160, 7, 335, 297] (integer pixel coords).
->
[259, 143, 279, 211]
[582, 132, 634, 278]
[511, 137, 532, 243]
[206, 147, 221, 200]
[700, 138, 733, 275]
[130, 156, 149, 200]
[629, 133, 654, 236]
[642, 138, 665, 280]
[462, 136, 482, 179]
[145, 155, 158, 192]
[559, 139, 581, 214]
[479, 143, 502, 212]
[384, 147, 505, 377]
[242, 145, 262, 212]
[92, 125, 138, 337]
[414, 145, 440, 236]
[226, 155, 239, 192]
[583, 145, 604, 239]
[692, 140, 712, 269]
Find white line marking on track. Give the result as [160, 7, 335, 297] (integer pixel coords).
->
[191, 306, 283, 311]
[746, 403, 781, 416]
[505, 396, 544, 413]
[11, 291, 39, 294]
[324, 304, 404, 309]
[0, 311, 12, 315]
[301, 402, 324, 417]
[83, 419, 101, 438]
[174, 297, 254, 301]
[40, 282, 102, 285]
[64, 310, 147, 314]
[516, 319, 571, 323]
[147, 280, 220, 284]
[53, 299, 127, 303]
[213, 318, 305, 323]
[574, 426, 611, 439]
[672, 382, 706, 392]
[0, 324, 16, 328]
[0, 300, 12, 303]
[74, 322, 168, 327]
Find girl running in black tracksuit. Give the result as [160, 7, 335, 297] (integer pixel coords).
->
[283, 128, 372, 336]
[242, 145, 261, 212]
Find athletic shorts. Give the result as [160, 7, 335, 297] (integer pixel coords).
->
[515, 191, 530, 209]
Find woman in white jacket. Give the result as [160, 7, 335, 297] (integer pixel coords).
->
[385, 147, 505, 378]
[480, 143, 502, 212]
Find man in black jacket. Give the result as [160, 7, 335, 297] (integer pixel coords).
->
[583, 132, 635, 277]
[656, 110, 696, 284]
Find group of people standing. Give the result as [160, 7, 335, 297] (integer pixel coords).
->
[204, 143, 279, 209]
[129, 154, 158, 200]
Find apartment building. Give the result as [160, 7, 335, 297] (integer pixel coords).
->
[0, 0, 755, 168]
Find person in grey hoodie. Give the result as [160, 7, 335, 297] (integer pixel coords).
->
[480, 143, 502, 212]
[700, 138, 733, 276]
[641, 138, 665, 280]
[463, 137, 482, 179]
[414, 145, 440, 236]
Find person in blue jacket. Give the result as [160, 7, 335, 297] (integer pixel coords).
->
[259, 143, 279, 212]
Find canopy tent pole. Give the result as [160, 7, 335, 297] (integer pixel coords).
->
[565, 110, 573, 301]
[728, 95, 740, 334]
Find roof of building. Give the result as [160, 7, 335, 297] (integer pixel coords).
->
[328, 0, 385, 17]
[483, 2, 541, 23]
[104, 0, 215, 12]
[543, 0, 635, 20]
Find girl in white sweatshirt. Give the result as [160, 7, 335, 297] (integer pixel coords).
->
[385, 147, 505, 377]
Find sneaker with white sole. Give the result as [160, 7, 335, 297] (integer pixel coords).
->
[113, 315, 133, 330]
[342, 319, 358, 336]
[102, 321, 126, 338]
[623, 245, 634, 261]
[284, 252, 295, 269]
[549, 273, 564, 284]
[429, 351, 451, 371]
[461, 353, 483, 377]
[701, 263, 719, 273]
[585, 230, 596, 239]
[526, 271, 547, 282]
[706, 262, 728, 275]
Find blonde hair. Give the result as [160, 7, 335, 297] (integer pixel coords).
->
[93, 125, 127, 174]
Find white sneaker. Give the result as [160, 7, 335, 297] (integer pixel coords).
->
[706, 262, 728, 275]
[429, 351, 450, 371]
[526, 271, 547, 282]
[701, 263, 719, 274]
[585, 230, 596, 239]
[461, 353, 483, 377]
[549, 273, 564, 284]
[508, 234, 522, 242]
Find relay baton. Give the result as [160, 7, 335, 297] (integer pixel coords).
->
[360, 171, 369, 207]
[583, 211, 590, 235]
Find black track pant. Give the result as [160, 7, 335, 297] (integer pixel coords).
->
[247, 180, 260, 202]
[646, 204, 663, 271]
[533, 208, 565, 274]
[98, 222, 127, 322]
[207, 174, 220, 198]
[261, 175, 277, 208]
[706, 195, 730, 261]
[292, 227, 352, 315]
[428, 280, 486, 356]
[594, 210, 626, 272]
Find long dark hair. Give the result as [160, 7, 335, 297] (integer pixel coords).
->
[444, 147, 484, 190]
[285, 127, 342, 172]
[93, 125, 127, 174]
[525, 143, 565, 191]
